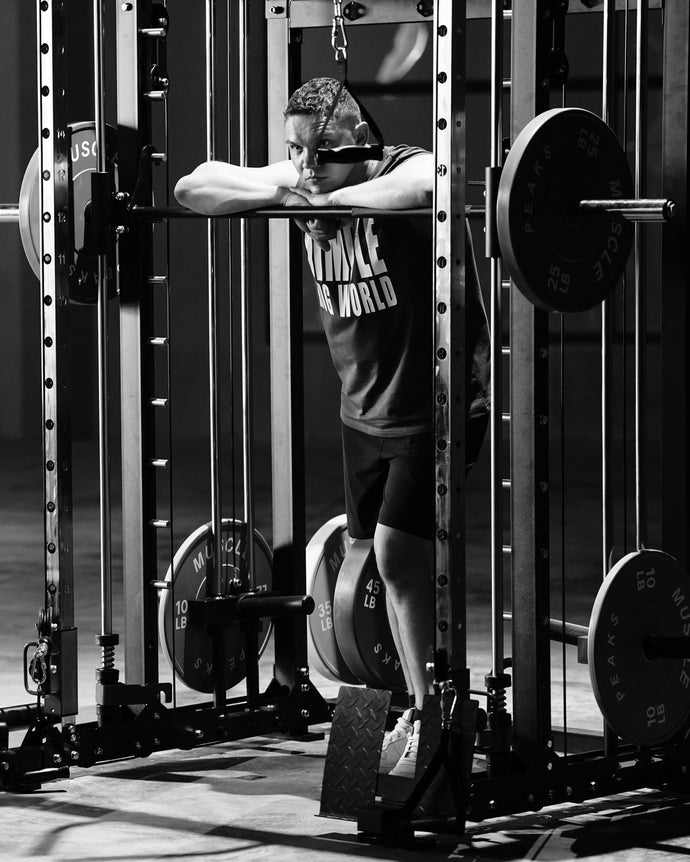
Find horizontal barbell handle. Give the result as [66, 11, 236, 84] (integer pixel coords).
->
[2, 198, 674, 228]
[502, 617, 690, 658]
[576, 198, 677, 222]
[503, 611, 588, 646]
[130, 204, 435, 221]
[0, 205, 19, 223]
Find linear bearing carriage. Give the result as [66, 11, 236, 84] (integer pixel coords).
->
[0, 0, 689, 847]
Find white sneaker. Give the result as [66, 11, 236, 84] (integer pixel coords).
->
[378, 709, 415, 774]
[388, 719, 421, 779]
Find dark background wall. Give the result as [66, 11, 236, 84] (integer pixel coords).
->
[0, 3, 665, 455]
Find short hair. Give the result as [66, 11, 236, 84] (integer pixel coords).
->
[284, 77, 361, 125]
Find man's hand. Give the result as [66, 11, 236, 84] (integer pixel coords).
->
[281, 185, 341, 252]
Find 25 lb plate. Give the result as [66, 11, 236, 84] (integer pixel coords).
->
[158, 519, 272, 693]
[588, 549, 690, 746]
[497, 107, 634, 313]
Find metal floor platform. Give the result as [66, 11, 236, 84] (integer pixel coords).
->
[3, 730, 690, 861]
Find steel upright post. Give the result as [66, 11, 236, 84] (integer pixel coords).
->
[508, 0, 552, 764]
[433, 0, 468, 689]
[661, 1, 690, 571]
[265, 8, 309, 691]
[116, 0, 159, 686]
[37, 0, 78, 719]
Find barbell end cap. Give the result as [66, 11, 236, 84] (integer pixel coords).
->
[664, 200, 678, 221]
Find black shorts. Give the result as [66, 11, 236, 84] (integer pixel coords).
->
[341, 418, 488, 542]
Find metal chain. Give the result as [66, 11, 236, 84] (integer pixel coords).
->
[331, 0, 348, 62]
[440, 682, 458, 731]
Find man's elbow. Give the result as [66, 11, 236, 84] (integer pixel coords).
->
[173, 175, 193, 207]
[400, 181, 432, 209]
[416, 184, 433, 208]
[174, 172, 216, 216]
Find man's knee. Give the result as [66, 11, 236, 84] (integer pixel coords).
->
[374, 523, 433, 590]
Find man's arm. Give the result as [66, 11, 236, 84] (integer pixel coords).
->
[312, 152, 434, 210]
[174, 160, 300, 216]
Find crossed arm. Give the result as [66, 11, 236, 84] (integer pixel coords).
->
[174, 153, 433, 249]
[174, 152, 434, 215]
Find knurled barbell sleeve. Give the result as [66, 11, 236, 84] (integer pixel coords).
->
[0, 205, 19, 223]
[575, 198, 676, 222]
[236, 593, 315, 620]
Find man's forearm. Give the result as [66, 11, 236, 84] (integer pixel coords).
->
[174, 160, 296, 216]
[327, 176, 432, 210]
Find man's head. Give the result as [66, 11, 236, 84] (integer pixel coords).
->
[284, 77, 361, 126]
[284, 77, 369, 194]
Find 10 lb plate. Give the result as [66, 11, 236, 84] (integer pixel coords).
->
[158, 519, 272, 693]
[588, 549, 690, 746]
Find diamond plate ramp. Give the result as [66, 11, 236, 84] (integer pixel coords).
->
[320, 686, 391, 820]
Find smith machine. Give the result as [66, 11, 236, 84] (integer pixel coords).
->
[1, 0, 690, 847]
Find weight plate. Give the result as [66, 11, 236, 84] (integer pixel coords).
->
[588, 549, 690, 746]
[306, 515, 361, 684]
[158, 519, 273, 693]
[497, 107, 634, 313]
[19, 121, 117, 304]
[333, 538, 406, 692]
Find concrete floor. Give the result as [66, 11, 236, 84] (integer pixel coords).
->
[2, 343, 689, 860]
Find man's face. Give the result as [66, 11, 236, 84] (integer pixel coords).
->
[284, 113, 365, 195]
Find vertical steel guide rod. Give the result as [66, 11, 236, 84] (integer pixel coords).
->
[489, 0, 505, 687]
[600, 0, 618, 758]
[601, 0, 615, 579]
[93, 0, 113, 646]
[238, 0, 256, 583]
[206, 0, 224, 600]
[634, 0, 648, 551]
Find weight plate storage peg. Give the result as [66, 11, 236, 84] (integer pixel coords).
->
[497, 107, 634, 313]
[158, 519, 273, 693]
[588, 549, 690, 747]
[333, 536, 406, 692]
[305, 515, 361, 685]
[19, 121, 117, 304]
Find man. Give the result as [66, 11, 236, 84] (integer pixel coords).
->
[175, 77, 489, 778]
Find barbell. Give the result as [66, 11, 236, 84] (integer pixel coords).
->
[2, 108, 675, 313]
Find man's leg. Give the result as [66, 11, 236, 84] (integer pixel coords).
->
[385, 592, 414, 696]
[374, 523, 434, 711]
